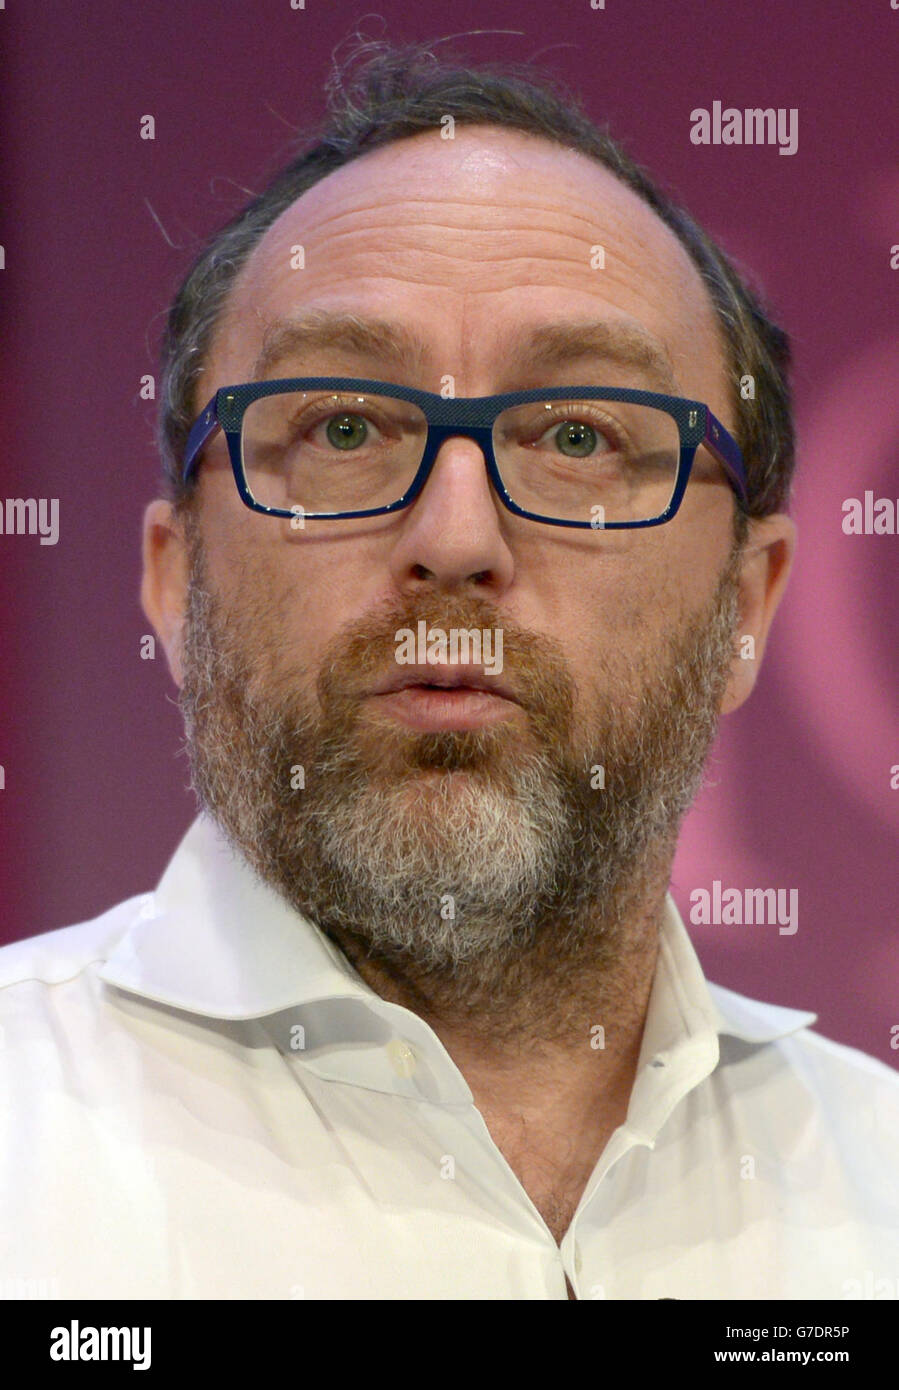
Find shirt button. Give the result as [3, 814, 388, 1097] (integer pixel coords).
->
[387, 1038, 417, 1077]
[574, 1243, 583, 1275]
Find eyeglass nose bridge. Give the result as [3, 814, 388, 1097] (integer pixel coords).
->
[405, 420, 512, 510]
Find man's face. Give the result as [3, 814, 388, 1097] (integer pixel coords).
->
[144, 126, 792, 1012]
[193, 125, 740, 646]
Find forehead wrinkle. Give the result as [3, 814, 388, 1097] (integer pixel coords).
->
[285, 194, 609, 238]
[250, 167, 658, 272]
[219, 145, 724, 404]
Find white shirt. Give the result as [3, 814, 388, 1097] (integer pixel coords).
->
[1, 812, 897, 1300]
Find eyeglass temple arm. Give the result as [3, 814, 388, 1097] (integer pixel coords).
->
[703, 408, 749, 505]
[182, 393, 222, 486]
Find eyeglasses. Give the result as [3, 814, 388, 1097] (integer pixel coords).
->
[183, 377, 748, 529]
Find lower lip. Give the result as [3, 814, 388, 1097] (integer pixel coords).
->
[366, 686, 521, 730]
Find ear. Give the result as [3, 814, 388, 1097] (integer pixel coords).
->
[141, 499, 191, 688]
[720, 513, 796, 715]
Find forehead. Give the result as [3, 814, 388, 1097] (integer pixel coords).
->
[208, 125, 728, 403]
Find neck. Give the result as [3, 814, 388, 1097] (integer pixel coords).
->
[327, 880, 664, 1216]
[322, 860, 668, 1063]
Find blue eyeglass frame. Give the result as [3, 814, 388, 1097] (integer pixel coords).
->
[182, 377, 749, 529]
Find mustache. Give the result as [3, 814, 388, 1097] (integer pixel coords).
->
[313, 594, 578, 731]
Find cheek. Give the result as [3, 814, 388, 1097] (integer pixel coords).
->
[572, 540, 675, 633]
[562, 540, 708, 687]
[195, 474, 252, 578]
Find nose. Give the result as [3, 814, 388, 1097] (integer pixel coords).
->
[386, 430, 516, 594]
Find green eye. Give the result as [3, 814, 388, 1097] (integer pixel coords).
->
[326, 414, 369, 449]
[554, 421, 598, 457]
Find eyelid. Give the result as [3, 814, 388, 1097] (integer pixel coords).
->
[517, 401, 629, 448]
[285, 395, 420, 446]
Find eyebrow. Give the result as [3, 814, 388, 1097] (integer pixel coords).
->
[250, 309, 680, 393]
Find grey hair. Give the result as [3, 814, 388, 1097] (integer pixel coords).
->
[156, 34, 795, 534]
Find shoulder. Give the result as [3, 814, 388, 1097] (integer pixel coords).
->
[778, 1018, 899, 1102]
[710, 979, 899, 1159]
[0, 895, 150, 994]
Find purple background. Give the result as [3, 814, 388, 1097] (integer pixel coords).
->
[1, 0, 897, 1068]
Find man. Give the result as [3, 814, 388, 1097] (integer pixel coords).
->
[2, 40, 897, 1301]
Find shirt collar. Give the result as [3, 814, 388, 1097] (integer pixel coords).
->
[98, 813, 371, 1017]
[98, 812, 817, 1050]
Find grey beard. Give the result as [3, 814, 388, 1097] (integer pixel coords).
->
[178, 525, 741, 996]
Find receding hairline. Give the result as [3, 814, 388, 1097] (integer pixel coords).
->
[201, 123, 726, 405]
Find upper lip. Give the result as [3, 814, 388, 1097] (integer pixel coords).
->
[368, 664, 520, 704]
